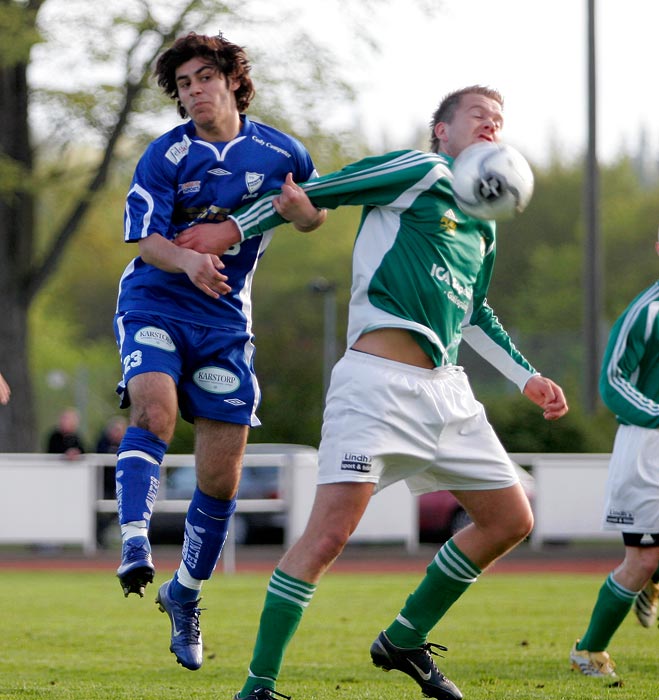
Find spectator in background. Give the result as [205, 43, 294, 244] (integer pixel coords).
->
[96, 416, 128, 499]
[96, 416, 128, 455]
[0, 373, 10, 405]
[46, 407, 86, 459]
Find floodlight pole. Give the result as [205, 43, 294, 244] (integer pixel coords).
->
[584, 0, 603, 414]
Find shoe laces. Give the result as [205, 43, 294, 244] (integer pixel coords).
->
[176, 601, 204, 643]
[422, 641, 448, 659]
[123, 538, 150, 563]
[257, 689, 291, 700]
[418, 641, 448, 677]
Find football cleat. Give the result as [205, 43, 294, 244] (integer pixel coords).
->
[155, 579, 203, 670]
[116, 536, 155, 597]
[234, 688, 291, 700]
[370, 630, 463, 700]
[569, 641, 617, 678]
[634, 579, 659, 628]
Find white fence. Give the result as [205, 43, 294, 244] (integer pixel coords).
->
[0, 448, 616, 565]
[0, 444, 418, 568]
[511, 452, 616, 549]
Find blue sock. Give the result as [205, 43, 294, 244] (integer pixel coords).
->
[169, 488, 236, 603]
[115, 426, 167, 527]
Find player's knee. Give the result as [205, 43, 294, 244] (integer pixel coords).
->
[517, 509, 534, 541]
[314, 527, 351, 562]
[634, 547, 659, 580]
[131, 404, 176, 442]
[497, 508, 533, 548]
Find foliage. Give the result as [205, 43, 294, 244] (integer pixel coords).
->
[28, 149, 659, 450]
[5, 0, 659, 449]
[485, 394, 618, 454]
[0, 0, 391, 449]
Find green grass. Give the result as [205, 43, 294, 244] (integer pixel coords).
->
[0, 567, 653, 699]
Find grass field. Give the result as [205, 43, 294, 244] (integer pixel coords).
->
[0, 567, 654, 699]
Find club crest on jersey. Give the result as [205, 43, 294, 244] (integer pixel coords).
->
[245, 171, 264, 194]
[439, 209, 459, 236]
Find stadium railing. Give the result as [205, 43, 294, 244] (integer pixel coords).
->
[0, 450, 615, 566]
[0, 443, 419, 571]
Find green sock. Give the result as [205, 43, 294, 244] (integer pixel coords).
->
[386, 538, 481, 648]
[578, 573, 636, 652]
[240, 568, 316, 697]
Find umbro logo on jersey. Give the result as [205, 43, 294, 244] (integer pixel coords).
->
[208, 167, 231, 176]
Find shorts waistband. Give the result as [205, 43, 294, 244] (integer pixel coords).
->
[344, 348, 463, 379]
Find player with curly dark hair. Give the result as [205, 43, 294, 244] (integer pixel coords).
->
[112, 31, 325, 672]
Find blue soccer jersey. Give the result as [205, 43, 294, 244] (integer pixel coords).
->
[117, 115, 317, 331]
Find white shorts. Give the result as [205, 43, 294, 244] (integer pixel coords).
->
[317, 350, 519, 495]
[603, 424, 659, 533]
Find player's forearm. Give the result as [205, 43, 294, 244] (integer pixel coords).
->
[294, 207, 327, 232]
[139, 232, 198, 273]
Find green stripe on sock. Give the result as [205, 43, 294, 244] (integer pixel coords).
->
[268, 568, 316, 606]
[386, 538, 479, 647]
[436, 538, 482, 582]
[579, 573, 636, 652]
[240, 569, 316, 697]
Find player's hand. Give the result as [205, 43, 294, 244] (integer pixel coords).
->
[176, 221, 241, 255]
[181, 252, 231, 299]
[273, 173, 326, 232]
[523, 375, 569, 420]
[0, 373, 10, 405]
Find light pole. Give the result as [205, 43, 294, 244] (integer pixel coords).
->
[310, 277, 337, 404]
[584, 0, 603, 414]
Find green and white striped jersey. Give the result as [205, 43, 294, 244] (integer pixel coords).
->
[232, 149, 536, 389]
[600, 281, 659, 427]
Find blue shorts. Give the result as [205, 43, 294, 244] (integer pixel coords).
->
[114, 312, 261, 426]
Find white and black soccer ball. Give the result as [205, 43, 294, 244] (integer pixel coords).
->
[451, 141, 534, 221]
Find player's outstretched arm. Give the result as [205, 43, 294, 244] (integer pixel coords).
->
[139, 233, 231, 299]
[175, 220, 241, 256]
[274, 172, 327, 232]
[523, 375, 569, 420]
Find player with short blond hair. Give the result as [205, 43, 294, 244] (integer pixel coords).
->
[178, 86, 568, 700]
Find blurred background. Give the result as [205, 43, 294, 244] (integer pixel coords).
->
[1, 0, 657, 460]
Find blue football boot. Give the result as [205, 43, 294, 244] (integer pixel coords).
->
[116, 536, 155, 597]
[155, 579, 203, 670]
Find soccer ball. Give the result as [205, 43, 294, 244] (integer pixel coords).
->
[451, 141, 534, 221]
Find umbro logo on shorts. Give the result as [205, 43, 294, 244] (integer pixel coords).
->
[224, 398, 246, 406]
[340, 452, 372, 473]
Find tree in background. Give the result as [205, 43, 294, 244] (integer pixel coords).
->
[0, 0, 395, 450]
